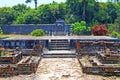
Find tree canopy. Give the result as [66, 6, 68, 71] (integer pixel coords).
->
[0, 1, 120, 34]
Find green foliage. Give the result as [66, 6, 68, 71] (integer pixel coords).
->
[15, 10, 39, 24]
[0, 27, 3, 34]
[0, 51, 4, 56]
[71, 21, 86, 35]
[0, 0, 120, 34]
[118, 61, 120, 66]
[31, 29, 44, 36]
[12, 4, 30, 18]
[111, 31, 119, 38]
[0, 7, 15, 24]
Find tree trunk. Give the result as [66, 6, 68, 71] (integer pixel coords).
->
[82, 0, 86, 21]
[34, 0, 37, 9]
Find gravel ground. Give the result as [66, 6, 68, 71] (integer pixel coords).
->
[0, 58, 120, 80]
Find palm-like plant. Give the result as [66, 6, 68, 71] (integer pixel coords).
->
[26, 0, 37, 9]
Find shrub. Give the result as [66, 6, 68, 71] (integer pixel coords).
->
[71, 21, 86, 35]
[91, 24, 108, 36]
[111, 31, 119, 38]
[31, 29, 44, 36]
[118, 61, 120, 66]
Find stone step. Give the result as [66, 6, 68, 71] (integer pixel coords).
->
[42, 53, 77, 58]
[50, 41, 68, 43]
[50, 43, 69, 45]
[50, 45, 69, 47]
[49, 39, 69, 50]
[51, 39, 68, 41]
[50, 47, 69, 50]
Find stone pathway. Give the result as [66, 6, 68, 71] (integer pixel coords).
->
[36, 58, 83, 80]
[0, 58, 120, 80]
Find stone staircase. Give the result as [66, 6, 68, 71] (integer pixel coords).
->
[49, 39, 70, 50]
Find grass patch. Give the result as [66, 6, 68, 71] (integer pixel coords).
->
[0, 34, 15, 39]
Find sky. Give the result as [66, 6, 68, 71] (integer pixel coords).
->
[0, 0, 107, 8]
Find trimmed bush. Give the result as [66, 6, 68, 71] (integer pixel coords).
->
[111, 31, 119, 38]
[91, 24, 108, 36]
[31, 29, 44, 36]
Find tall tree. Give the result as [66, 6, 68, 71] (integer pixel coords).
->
[0, 7, 15, 24]
[15, 10, 39, 24]
[26, 0, 38, 9]
[82, 0, 86, 21]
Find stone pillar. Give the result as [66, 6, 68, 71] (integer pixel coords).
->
[12, 56, 15, 64]
[48, 39, 51, 50]
[68, 39, 70, 50]
[21, 41, 26, 48]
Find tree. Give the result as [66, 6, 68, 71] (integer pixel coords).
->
[15, 10, 39, 24]
[108, 12, 120, 33]
[94, 3, 110, 24]
[0, 7, 15, 24]
[12, 4, 30, 17]
[66, 0, 82, 23]
[106, 2, 117, 23]
[66, 0, 98, 23]
[26, 0, 38, 9]
[82, 0, 86, 21]
[37, 4, 54, 24]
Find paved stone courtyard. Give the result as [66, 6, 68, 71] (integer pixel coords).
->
[0, 58, 120, 80]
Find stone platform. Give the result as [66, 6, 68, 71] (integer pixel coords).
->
[2, 35, 118, 40]
[0, 35, 119, 50]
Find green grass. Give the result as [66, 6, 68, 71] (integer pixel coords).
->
[0, 34, 15, 38]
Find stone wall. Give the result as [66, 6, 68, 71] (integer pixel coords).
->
[1, 24, 54, 34]
[1, 20, 71, 35]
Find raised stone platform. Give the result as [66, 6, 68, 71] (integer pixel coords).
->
[0, 35, 119, 50]
[2, 35, 118, 40]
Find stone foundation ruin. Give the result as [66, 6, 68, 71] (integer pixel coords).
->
[77, 41, 120, 76]
[0, 43, 42, 77]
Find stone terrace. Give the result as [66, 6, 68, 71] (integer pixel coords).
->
[2, 35, 118, 40]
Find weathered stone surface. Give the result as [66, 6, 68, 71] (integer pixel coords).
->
[0, 58, 120, 80]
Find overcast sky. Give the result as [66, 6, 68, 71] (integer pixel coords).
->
[0, 0, 107, 8]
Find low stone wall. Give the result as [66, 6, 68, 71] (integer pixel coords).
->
[0, 56, 40, 77]
[96, 52, 120, 64]
[0, 65, 17, 77]
[22, 49, 43, 56]
[82, 66, 120, 76]
[0, 52, 22, 64]
[78, 57, 120, 76]
[76, 41, 120, 56]
[17, 56, 40, 74]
